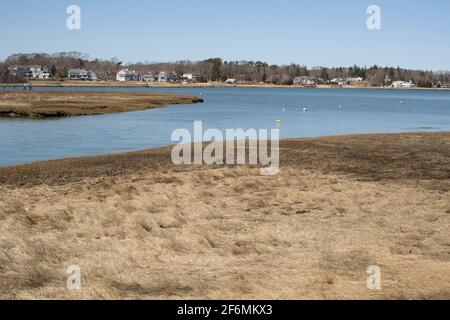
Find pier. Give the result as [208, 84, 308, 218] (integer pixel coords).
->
[1, 84, 32, 90]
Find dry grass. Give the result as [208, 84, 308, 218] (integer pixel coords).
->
[0, 133, 449, 299]
[0, 90, 203, 118]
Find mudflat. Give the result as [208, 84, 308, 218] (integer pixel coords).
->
[0, 90, 203, 118]
[0, 133, 449, 299]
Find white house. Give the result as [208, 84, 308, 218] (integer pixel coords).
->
[142, 73, 156, 82]
[331, 78, 346, 86]
[30, 66, 51, 79]
[68, 69, 97, 80]
[182, 73, 197, 82]
[346, 77, 363, 83]
[225, 79, 238, 86]
[293, 76, 317, 86]
[116, 69, 138, 82]
[391, 81, 416, 88]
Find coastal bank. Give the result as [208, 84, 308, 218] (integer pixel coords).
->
[0, 90, 204, 118]
[0, 133, 449, 299]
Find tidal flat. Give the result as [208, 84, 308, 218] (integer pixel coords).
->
[0, 90, 203, 118]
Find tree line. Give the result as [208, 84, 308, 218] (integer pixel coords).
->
[1, 52, 449, 87]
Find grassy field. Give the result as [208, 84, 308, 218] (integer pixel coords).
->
[0, 132, 449, 299]
[0, 90, 203, 118]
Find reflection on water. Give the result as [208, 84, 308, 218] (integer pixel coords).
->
[1, 87, 450, 167]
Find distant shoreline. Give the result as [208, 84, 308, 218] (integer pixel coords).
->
[1, 81, 449, 91]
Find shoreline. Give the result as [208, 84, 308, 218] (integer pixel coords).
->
[0, 90, 203, 118]
[1, 131, 449, 186]
[1, 81, 449, 91]
[1, 132, 449, 299]
[1, 130, 450, 170]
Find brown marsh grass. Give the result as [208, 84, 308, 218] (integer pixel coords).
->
[0, 133, 449, 299]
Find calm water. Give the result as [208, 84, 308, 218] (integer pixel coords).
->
[1, 87, 450, 167]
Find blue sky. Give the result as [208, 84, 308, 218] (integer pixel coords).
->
[1, 0, 449, 70]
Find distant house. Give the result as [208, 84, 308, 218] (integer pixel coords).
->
[158, 71, 168, 83]
[30, 66, 51, 79]
[433, 81, 450, 88]
[182, 73, 197, 83]
[116, 69, 138, 82]
[8, 66, 32, 78]
[167, 71, 179, 83]
[293, 76, 317, 86]
[225, 79, 238, 86]
[9, 65, 51, 80]
[142, 73, 156, 82]
[331, 78, 346, 86]
[391, 81, 416, 88]
[68, 69, 97, 81]
[329, 77, 363, 86]
[346, 77, 363, 83]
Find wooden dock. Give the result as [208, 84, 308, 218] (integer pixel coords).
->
[1, 84, 33, 90]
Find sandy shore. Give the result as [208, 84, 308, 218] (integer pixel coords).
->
[0, 90, 203, 118]
[0, 133, 449, 299]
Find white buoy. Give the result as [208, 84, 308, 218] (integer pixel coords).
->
[303, 107, 308, 112]
[282, 108, 286, 112]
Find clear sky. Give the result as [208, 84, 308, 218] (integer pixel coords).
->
[1, 0, 449, 70]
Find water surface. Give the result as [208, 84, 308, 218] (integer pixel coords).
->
[1, 87, 450, 167]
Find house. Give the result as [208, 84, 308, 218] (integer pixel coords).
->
[30, 66, 51, 79]
[142, 73, 156, 82]
[346, 77, 363, 83]
[225, 79, 238, 86]
[182, 73, 197, 83]
[158, 71, 168, 83]
[68, 69, 97, 80]
[434, 81, 450, 88]
[116, 69, 138, 82]
[9, 66, 32, 78]
[9, 65, 51, 79]
[331, 78, 346, 86]
[167, 71, 179, 83]
[293, 76, 317, 86]
[391, 81, 416, 88]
